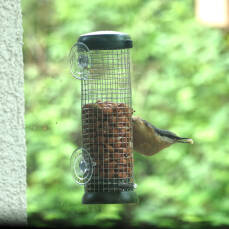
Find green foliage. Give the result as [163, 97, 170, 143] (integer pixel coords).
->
[23, 0, 229, 228]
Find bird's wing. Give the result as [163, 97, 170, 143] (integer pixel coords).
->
[141, 118, 178, 140]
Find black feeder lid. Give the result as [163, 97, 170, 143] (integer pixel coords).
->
[77, 31, 133, 50]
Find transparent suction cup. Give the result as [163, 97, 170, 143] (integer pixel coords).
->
[69, 42, 90, 80]
[70, 148, 95, 185]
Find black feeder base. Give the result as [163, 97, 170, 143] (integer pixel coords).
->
[82, 191, 138, 204]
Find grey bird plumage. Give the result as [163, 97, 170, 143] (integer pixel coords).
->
[132, 116, 193, 156]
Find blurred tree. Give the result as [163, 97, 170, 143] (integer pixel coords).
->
[23, 0, 229, 228]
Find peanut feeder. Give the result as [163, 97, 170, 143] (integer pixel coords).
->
[69, 31, 137, 204]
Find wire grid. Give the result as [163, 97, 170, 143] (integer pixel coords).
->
[81, 49, 135, 192]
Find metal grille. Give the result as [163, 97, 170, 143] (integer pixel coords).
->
[81, 49, 134, 192]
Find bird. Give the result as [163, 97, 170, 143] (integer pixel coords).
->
[132, 116, 193, 156]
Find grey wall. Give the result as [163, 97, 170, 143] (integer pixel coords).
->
[0, 0, 27, 225]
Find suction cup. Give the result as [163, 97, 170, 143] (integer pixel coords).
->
[69, 42, 91, 80]
[70, 148, 95, 185]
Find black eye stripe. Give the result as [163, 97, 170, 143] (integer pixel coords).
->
[159, 132, 178, 140]
[142, 119, 177, 138]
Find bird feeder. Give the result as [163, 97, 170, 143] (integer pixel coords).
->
[69, 31, 138, 204]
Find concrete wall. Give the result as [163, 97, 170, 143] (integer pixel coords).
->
[0, 0, 27, 225]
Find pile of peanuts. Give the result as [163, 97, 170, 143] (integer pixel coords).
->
[82, 100, 134, 180]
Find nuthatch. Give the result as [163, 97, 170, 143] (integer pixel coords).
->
[132, 116, 193, 156]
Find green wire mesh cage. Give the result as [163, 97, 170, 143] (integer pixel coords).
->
[69, 31, 138, 204]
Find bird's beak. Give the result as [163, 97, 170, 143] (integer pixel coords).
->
[176, 138, 194, 144]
